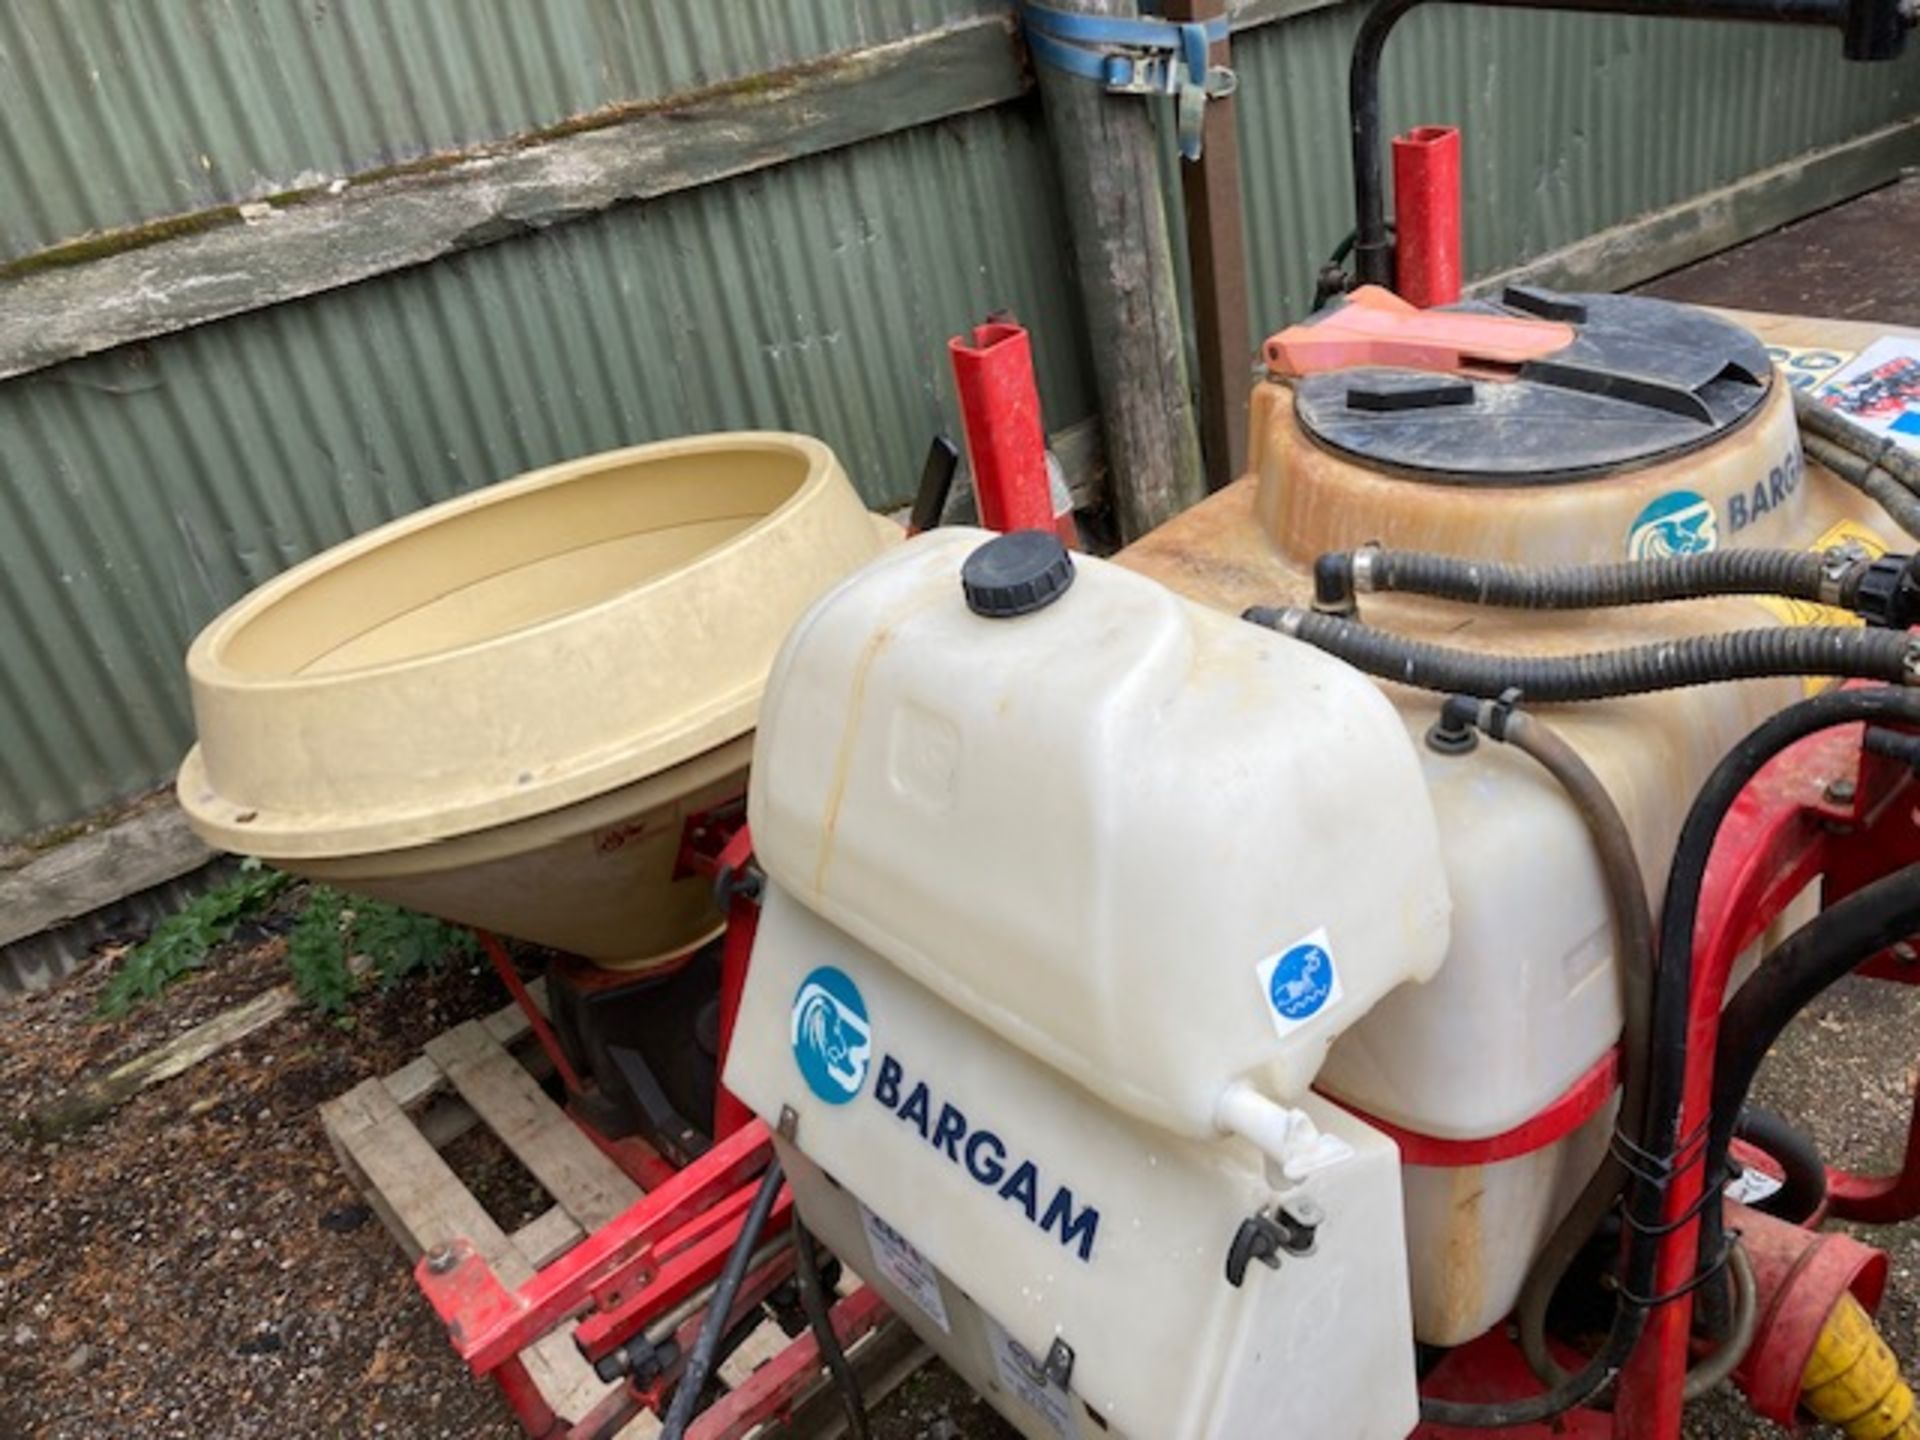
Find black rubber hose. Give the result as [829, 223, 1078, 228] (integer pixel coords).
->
[1244, 608, 1918, 701]
[1423, 686, 1920, 1428]
[794, 1220, 872, 1440]
[660, 1158, 786, 1440]
[1333, 546, 1868, 611]
[1731, 1106, 1829, 1224]
[1666, 702, 1920, 1366]
[1699, 864, 1920, 1280]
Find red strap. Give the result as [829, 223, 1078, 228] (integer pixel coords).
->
[1328, 1047, 1619, 1167]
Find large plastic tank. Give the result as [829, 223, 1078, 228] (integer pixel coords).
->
[179, 432, 895, 970]
[731, 530, 1448, 1437]
[1115, 292, 1897, 1342]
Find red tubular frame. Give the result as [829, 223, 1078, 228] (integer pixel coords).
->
[1391, 125, 1463, 308]
[419, 819, 904, 1437]
[1613, 723, 1920, 1436]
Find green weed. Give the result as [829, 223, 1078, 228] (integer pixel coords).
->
[98, 860, 477, 1020]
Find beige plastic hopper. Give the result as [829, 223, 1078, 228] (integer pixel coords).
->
[177, 432, 897, 970]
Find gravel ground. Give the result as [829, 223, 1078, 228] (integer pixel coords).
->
[0, 897, 528, 1440]
[2, 897, 1915, 1439]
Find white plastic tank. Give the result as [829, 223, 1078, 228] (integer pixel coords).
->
[747, 527, 1454, 1139]
[729, 886, 1421, 1440]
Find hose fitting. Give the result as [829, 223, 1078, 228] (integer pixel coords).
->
[1801, 1291, 1920, 1439]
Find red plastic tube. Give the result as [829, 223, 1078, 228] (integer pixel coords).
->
[1392, 124, 1463, 308]
[948, 321, 1056, 535]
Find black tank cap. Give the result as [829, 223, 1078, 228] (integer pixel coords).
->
[961, 529, 1075, 618]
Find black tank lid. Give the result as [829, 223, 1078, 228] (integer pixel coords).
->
[1292, 288, 1774, 485]
[961, 530, 1075, 618]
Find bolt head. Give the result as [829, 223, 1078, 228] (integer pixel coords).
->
[425, 1245, 459, 1274]
[1825, 777, 1858, 805]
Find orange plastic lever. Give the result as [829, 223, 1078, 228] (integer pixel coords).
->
[1264, 285, 1575, 377]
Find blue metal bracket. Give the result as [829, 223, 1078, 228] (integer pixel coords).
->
[1020, 3, 1237, 161]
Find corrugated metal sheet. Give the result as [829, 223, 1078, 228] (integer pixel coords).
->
[0, 105, 1089, 838]
[0, 0, 1006, 262]
[1232, 5, 1920, 323]
[0, 859, 230, 999]
[1, 1, 1917, 849]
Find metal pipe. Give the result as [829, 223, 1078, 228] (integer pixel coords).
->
[1349, 0, 1908, 288]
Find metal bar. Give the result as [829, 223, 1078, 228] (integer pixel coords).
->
[493, 1354, 566, 1439]
[1346, 0, 1894, 290]
[1166, 0, 1252, 490]
[949, 320, 1057, 534]
[1613, 732, 1855, 1437]
[417, 1120, 774, 1374]
[476, 929, 586, 1097]
[573, 1190, 796, 1360]
[1827, 1065, 1920, 1223]
[1391, 125, 1463, 306]
[684, 1287, 892, 1440]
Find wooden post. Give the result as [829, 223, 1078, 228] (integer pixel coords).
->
[1164, 0, 1252, 491]
[1031, 0, 1207, 542]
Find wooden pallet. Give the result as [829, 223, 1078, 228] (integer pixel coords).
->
[320, 984, 929, 1438]
[320, 981, 631, 1426]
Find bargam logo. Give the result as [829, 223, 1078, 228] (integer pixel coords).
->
[1627, 490, 1719, 560]
[790, 966, 872, 1105]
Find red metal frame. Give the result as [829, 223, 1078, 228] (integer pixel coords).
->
[477, 928, 588, 1097]
[421, 817, 900, 1438]
[1828, 1064, 1920, 1222]
[1613, 722, 1920, 1436]
[685, 1286, 892, 1440]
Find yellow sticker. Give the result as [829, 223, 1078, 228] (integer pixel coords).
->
[1754, 519, 1891, 692]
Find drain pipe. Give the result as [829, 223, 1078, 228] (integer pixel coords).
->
[1347, 0, 1913, 288]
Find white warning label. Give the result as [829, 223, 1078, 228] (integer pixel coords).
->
[858, 1202, 950, 1334]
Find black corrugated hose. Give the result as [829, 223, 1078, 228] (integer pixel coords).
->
[1325, 545, 1857, 612]
[1243, 607, 1920, 701]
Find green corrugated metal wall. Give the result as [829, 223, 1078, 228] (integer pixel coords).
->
[1, 0, 1916, 840]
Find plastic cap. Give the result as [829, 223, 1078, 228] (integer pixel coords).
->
[961, 529, 1075, 618]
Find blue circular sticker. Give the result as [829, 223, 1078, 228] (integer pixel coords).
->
[1626, 490, 1719, 560]
[1268, 941, 1335, 1021]
[790, 966, 872, 1105]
